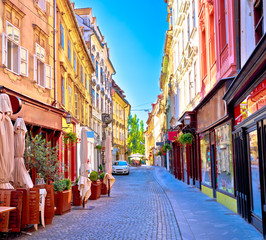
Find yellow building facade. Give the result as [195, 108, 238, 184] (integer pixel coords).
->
[111, 81, 130, 161]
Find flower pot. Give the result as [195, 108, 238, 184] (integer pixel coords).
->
[54, 189, 72, 215]
[72, 185, 82, 206]
[100, 179, 107, 195]
[89, 180, 102, 200]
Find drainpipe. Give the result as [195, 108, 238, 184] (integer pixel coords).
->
[234, 0, 241, 72]
[54, 0, 57, 106]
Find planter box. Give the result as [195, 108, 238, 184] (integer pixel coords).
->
[89, 181, 102, 200]
[100, 179, 107, 195]
[54, 190, 71, 215]
[72, 185, 82, 206]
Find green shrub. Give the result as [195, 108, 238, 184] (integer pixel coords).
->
[89, 171, 99, 182]
[53, 178, 71, 192]
[75, 176, 79, 185]
[99, 172, 105, 180]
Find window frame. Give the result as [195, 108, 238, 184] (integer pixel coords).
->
[60, 23, 64, 50]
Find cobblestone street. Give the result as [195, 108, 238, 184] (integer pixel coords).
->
[19, 167, 181, 240]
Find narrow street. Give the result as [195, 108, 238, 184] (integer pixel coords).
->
[18, 167, 262, 240]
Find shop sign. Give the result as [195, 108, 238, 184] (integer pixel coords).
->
[234, 79, 266, 125]
[168, 131, 177, 141]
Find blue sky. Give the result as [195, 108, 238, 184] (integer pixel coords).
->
[73, 0, 168, 127]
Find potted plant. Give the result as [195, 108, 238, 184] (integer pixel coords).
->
[24, 133, 62, 225]
[72, 177, 81, 206]
[178, 133, 194, 146]
[95, 145, 103, 150]
[99, 172, 107, 195]
[89, 171, 101, 200]
[53, 178, 72, 215]
[98, 164, 103, 175]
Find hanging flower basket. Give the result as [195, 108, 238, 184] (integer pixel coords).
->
[95, 145, 103, 150]
[63, 132, 78, 145]
[178, 133, 194, 145]
[155, 151, 162, 156]
[163, 143, 172, 151]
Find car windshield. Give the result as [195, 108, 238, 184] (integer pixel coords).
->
[113, 161, 127, 166]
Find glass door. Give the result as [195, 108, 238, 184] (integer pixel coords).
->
[248, 129, 263, 229]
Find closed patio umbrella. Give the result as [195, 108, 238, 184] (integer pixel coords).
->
[78, 128, 91, 204]
[0, 93, 14, 189]
[12, 117, 33, 188]
[103, 135, 115, 194]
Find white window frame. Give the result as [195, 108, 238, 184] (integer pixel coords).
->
[3, 22, 29, 76]
[34, 43, 51, 88]
[37, 0, 46, 12]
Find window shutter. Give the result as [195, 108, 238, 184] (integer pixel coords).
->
[33, 55, 37, 82]
[18, 46, 21, 75]
[43, 63, 46, 88]
[2, 33, 7, 66]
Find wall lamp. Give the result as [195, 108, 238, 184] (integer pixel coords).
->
[62, 112, 72, 129]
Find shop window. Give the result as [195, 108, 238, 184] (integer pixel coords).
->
[215, 123, 234, 194]
[68, 40, 71, 62]
[254, 0, 264, 44]
[34, 43, 52, 88]
[200, 133, 211, 186]
[3, 22, 28, 76]
[249, 130, 262, 218]
[60, 24, 64, 50]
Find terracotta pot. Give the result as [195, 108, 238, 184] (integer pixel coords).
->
[54, 189, 72, 215]
[89, 180, 102, 200]
[100, 179, 107, 195]
[72, 185, 82, 206]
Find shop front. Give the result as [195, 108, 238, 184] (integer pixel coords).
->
[223, 36, 266, 236]
[196, 78, 237, 212]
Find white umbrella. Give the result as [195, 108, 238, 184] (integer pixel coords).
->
[129, 153, 144, 158]
[78, 128, 91, 202]
[13, 117, 33, 188]
[103, 135, 115, 194]
[0, 93, 14, 189]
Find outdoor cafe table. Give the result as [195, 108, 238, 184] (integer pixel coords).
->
[0, 207, 16, 214]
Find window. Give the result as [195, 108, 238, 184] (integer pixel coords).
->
[92, 89, 95, 105]
[210, 13, 215, 64]
[81, 103, 84, 121]
[100, 68, 103, 83]
[96, 61, 98, 79]
[37, 0, 46, 11]
[193, 61, 197, 94]
[3, 22, 28, 76]
[34, 43, 52, 88]
[69, 86, 72, 111]
[201, 29, 207, 78]
[81, 66, 83, 83]
[192, 0, 196, 28]
[68, 40, 71, 62]
[215, 123, 234, 194]
[101, 97, 103, 111]
[75, 93, 78, 117]
[62, 78, 65, 106]
[187, 14, 190, 41]
[73, 51, 76, 71]
[200, 133, 211, 186]
[96, 93, 99, 108]
[60, 24, 64, 49]
[219, 0, 228, 49]
[91, 55, 94, 63]
[85, 74, 87, 89]
[254, 0, 264, 44]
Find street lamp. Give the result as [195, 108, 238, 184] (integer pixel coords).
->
[65, 112, 72, 124]
[184, 115, 191, 126]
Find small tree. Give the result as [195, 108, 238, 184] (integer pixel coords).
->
[24, 133, 62, 183]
